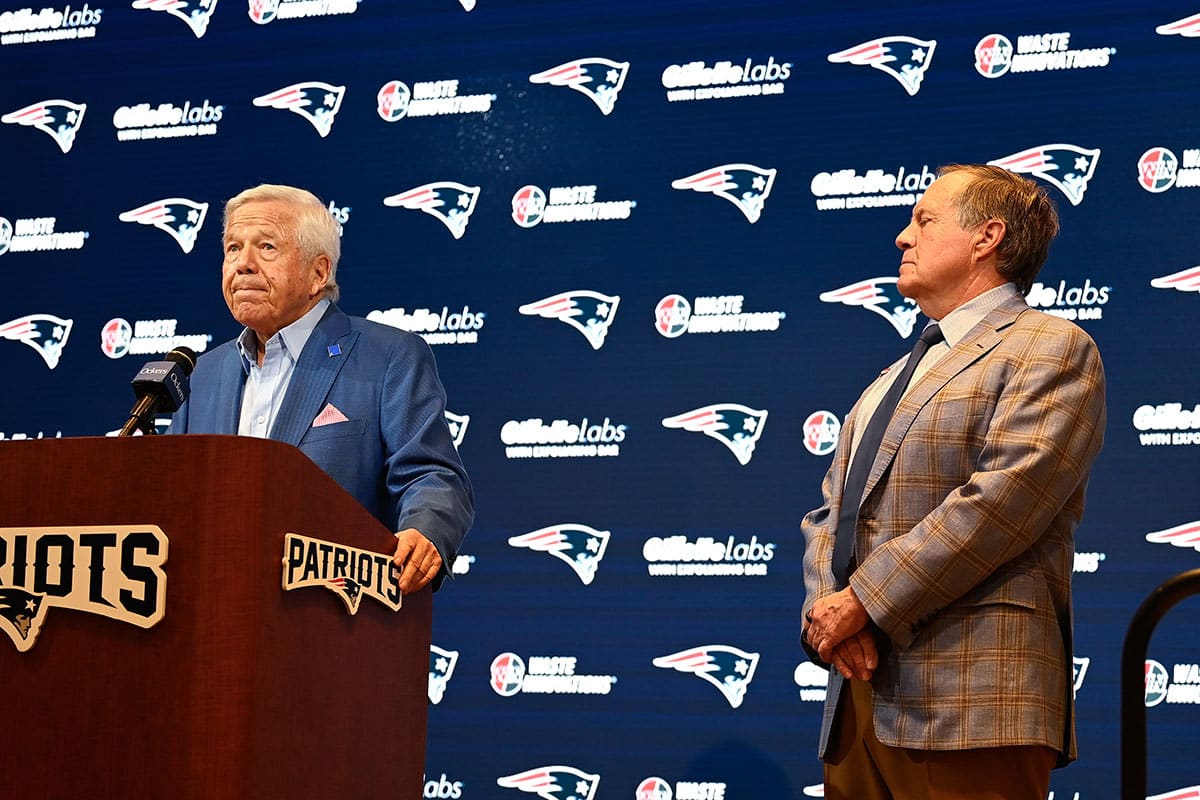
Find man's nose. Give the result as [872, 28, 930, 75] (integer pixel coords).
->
[895, 223, 915, 250]
[235, 248, 258, 272]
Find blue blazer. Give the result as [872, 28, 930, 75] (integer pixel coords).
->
[171, 304, 474, 581]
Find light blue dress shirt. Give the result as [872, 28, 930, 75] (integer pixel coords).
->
[236, 298, 330, 438]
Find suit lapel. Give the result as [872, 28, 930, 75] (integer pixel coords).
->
[268, 304, 360, 446]
[861, 295, 1029, 499]
[212, 346, 247, 434]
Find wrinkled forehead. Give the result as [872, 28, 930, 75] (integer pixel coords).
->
[224, 199, 297, 239]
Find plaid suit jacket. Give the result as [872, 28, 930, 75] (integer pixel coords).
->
[801, 294, 1106, 765]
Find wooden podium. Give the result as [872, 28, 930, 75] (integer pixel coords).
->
[0, 435, 432, 799]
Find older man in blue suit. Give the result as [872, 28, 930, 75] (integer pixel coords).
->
[171, 184, 473, 593]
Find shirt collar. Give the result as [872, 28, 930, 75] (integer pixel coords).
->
[237, 298, 330, 374]
[933, 283, 1021, 348]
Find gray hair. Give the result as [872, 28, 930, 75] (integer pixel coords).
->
[223, 184, 341, 301]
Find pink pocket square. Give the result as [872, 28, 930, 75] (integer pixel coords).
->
[312, 403, 350, 427]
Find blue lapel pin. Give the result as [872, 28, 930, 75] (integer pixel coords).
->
[327, 343, 342, 357]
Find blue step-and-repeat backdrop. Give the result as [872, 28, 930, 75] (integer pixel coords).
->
[3, 1, 1200, 798]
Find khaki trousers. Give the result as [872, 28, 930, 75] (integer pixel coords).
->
[823, 678, 1058, 800]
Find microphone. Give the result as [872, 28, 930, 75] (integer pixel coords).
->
[117, 346, 198, 437]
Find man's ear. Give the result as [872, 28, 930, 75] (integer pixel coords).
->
[309, 253, 331, 297]
[974, 218, 1006, 260]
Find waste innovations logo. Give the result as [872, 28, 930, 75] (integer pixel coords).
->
[511, 184, 636, 227]
[663, 55, 791, 102]
[1146, 521, 1200, 553]
[0, 4, 104, 46]
[376, 78, 495, 121]
[529, 57, 629, 115]
[644, 533, 775, 577]
[988, 144, 1100, 206]
[384, 182, 480, 239]
[0, 214, 88, 256]
[119, 198, 209, 253]
[636, 777, 729, 800]
[811, 164, 935, 212]
[1133, 403, 1200, 446]
[248, 0, 359, 24]
[2, 99, 85, 153]
[1137, 146, 1200, 192]
[662, 404, 767, 466]
[489, 652, 617, 697]
[113, 98, 224, 141]
[802, 410, 841, 456]
[794, 660, 829, 702]
[1, 314, 71, 369]
[671, 164, 776, 223]
[1025, 278, 1110, 322]
[428, 643, 459, 704]
[131, 0, 216, 38]
[367, 304, 486, 345]
[1152, 265, 1200, 294]
[507, 524, 610, 584]
[498, 765, 600, 800]
[1145, 659, 1200, 707]
[654, 294, 784, 337]
[820, 277, 920, 337]
[827, 36, 936, 96]
[99, 317, 211, 359]
[502, 416, 626, 460]
[0, 525, 167, 652]
[973, 31, 1114, 78]
[653, 644, 759, 708]
[519, 290, 619, 350]
[252, 81, 344, 137]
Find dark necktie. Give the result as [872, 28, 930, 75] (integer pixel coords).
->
[830, 323, 945, 586]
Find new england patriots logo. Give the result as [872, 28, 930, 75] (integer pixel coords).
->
[661, 404, 767, 466]
[529, 58, 629, 115]
[429, 643, 460, 704]
[518, 291, 619, 350]
[827, 36, 937, 96]
[671, 164, 777, 224]
[0, 586, 47, 652]
[1146, 521, 1200, 552]
[1157, 13, 1200, 36]
[819, 277, 920, 338]
[507, 524, 611, 585]
[988, 144, 1100, 206]
[1151, 266, 1200, 293]
[444, 411, 469, 448]
[130, 0, 218, 38]
[0, 314, 73, 369]
[1, 99, 87, 154]
[383, 182, 480, 239]
[252, 82, 345, 138]
[498, 765, 601, 800]
[652, 644, 760, 708]
[119, 197, 209, 254]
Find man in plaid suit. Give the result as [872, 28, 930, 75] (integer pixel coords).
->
[801, 164, 1106, 799]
